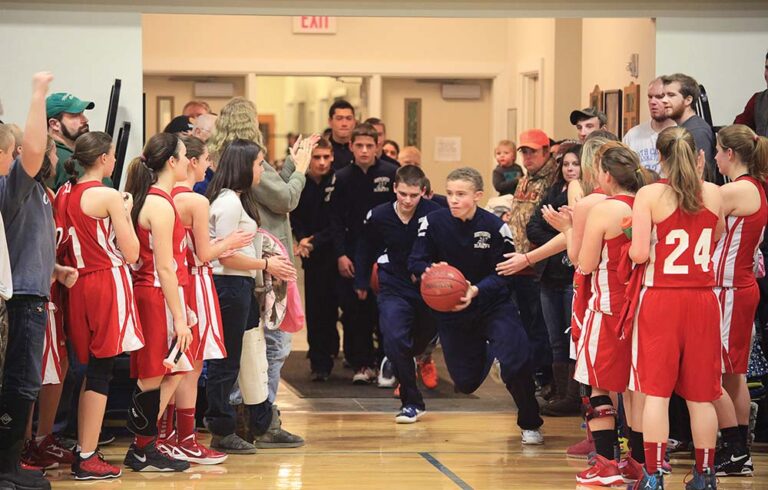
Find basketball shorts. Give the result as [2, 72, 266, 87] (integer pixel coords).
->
[574, 308, 631, 393]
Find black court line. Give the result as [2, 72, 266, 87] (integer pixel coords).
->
[419, 452, 474, 490]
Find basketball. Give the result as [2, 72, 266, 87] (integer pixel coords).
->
[420, 264, 468, 312]
[370, 263, 380, 295]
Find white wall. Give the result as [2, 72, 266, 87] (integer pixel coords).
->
[656, 18, 768, 127]
[0, 10, 143, 187]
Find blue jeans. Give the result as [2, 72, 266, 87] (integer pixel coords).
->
[265, 328, 291, 404]
[2, 296, 47, 402]
[540, 284, 574, 363]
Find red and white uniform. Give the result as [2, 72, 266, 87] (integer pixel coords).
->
[131, 187, 193, 378]
[574, 195, 633, 393]
[712, 175, 767, 374]
[41, 284, 67, 385]
[171, 186, 227, 361]
[54, 181, 144, 365]
[629, 187, 721, 402]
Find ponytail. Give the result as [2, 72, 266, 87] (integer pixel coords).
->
[717, 124, 768, 180]
[598, 142, 648, 194]
[125, 133, 180, 227]
[657, 127, 701, 214]
[755, 135, 768, 180]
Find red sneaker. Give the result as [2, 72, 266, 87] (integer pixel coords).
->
[37, 434, 75, 466]
[177, 434, 228, 465]
[576, 455, 623, 486]
[72, 452, 121, 480]
[156, 431, 185, 460]
[418, 357, 438, 389]
[21, 438, 63, 470]
[619, 456, 644, 483]
[566, 436, 595, 459]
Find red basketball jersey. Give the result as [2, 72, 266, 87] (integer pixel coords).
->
[132, 187, 189, 288]
[643, 193, 718, 288]
[588, 195, 634, 315]
[712, 175, 768, 288]
[54, 181, 128, 274]
[170, 186, 208, 270]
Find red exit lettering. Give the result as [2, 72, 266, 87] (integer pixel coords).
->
[301, 16, 329, 29]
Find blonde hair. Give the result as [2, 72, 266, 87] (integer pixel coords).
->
[717, 124, 768, 181]
[495, 139, 516, 151]
[657, 127, 702, 214]
[207, 97, 263, 165]
[578, 136, 610, 195]
[0, 125, 12, 153]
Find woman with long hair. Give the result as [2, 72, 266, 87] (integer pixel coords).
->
[123, 133, 194, 472]
[628, 127, 724, 489]
[710, 124, 768, 476]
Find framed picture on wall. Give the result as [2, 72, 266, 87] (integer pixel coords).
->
[603, 89, 623, 137]
[589, 85, 604, 112]
[156, 96, 174, 133]
[404, 98, 421, 149]
[622, 82, 641, 136]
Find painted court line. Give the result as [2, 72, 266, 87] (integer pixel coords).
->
[419, 452, 474, 490]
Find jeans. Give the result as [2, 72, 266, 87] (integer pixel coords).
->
[2, 296, 47, 402]
[264, 328, 291, 404]
[205, 276, 260, 436]
[540, 284, 574, 363]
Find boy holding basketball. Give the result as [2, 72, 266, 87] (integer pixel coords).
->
[354, 165, 440, 423]
[408, 167, 543, 444]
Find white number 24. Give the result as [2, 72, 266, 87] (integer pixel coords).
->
[663, 228, 713, 274]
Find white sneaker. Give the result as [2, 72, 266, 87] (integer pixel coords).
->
[352, 367, 376, 385]
[521, 429, 544, 445]
[377, 357, 397, 388]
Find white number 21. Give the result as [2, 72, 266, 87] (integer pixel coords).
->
[663, 228, 712, 274]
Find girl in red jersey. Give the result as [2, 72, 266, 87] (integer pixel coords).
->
[710, 124, 768, 476]
[157, 136, 252, 464]
[53, 131, 144, 479]
[628, 127, 724, 490]
[123, 133, 194, 472]
[571, 144, 646, 486]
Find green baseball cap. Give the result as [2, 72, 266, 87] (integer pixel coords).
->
[46, 92, 95, 118]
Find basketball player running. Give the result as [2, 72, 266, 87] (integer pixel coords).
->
[408, 167, 543, 444]
[123, 133, 194, 472]
[355, 165, 440, 423]
[628, 127, 723, 490]
[710, 124, 768, 476]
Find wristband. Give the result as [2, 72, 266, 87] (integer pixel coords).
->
[524, 253, 532, 266]
[264, 257, 269, 271]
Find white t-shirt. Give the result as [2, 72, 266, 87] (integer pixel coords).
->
[623, 121, 664, 174]
[0, 212, 11, 300]
[209, 188, 259, 278]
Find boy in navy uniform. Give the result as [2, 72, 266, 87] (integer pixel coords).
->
[327, 100, 356, 171]
[330, 123, 398, 383]
[290, 138, 338, 381]
[408, 167, 544, 444]
[354, 166, 440, 422]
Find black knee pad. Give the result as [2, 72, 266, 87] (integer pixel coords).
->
[84, 356, 115, 396]
[127, 387, 161, 436]
[587, 395, 617, 421]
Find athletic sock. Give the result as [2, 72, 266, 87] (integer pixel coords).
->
[643, 441, 666, 474]
[79, 451, 95, 459]
[176, 408, 196, 441]
[135, 435, 154, 449]
[695, 447, 714, 473]
[738, 424, 749, 450]
[158, 403, 175, 439]
[592, 429, 617, 460]
[629, 429, 645, 463]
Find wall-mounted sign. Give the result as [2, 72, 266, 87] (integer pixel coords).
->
[292, 16, 337, 34]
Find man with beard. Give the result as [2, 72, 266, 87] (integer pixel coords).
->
[734, 50, 768, 136]
[661, 73, 719, 183]
[623, 77, 677, 174]
[45, 92, 104, 189]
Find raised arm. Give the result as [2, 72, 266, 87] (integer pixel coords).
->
[21, 72, 53, 178]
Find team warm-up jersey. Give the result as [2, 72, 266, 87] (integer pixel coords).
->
[408, 207, 514, 303]
[54, 181, 128, 274]
[643, 189, 718, 288]
[355, 198, 442, 294]
[290, 171, 336, 256]
[133, 187, 189, 288]
[588, 195, 634, 315]
[330, 158, 398, 258]
[712, 175, 768, 288]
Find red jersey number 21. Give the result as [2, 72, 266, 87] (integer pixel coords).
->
[663, 228, 713, 274]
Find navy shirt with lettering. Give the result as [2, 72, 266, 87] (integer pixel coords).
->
[354, 198, 441, 294]
[330, 158, 398, 259]
[330, 138, 355, 171]
[290, 171, 336, 258]
[408, 207, 514, 305]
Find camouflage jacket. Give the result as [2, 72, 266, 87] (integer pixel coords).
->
[508, 157, 558, 254]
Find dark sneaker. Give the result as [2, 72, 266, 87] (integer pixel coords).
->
[0, 465, 51, 490]
[311, 371, 330, 382]
[714, 445, 752, 476]
[627, 468, 664, 489]
[253, 405, 305, 449]
[123, 441, 190, 472]
[209, 433, 257, 454]
[395, 406, 425, 424]
[72, 451, 121, 480]
[685, 466, 717, 490]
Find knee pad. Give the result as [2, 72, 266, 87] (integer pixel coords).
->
[84, 356, 114, 396]
[127, 387, 160, 436]
[238, 327, 269, 405]
[587, 395, 617, 422]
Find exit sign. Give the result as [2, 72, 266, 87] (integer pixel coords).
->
[292, 16, 337, 34]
